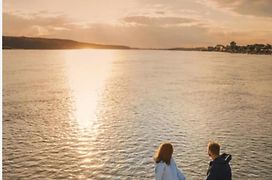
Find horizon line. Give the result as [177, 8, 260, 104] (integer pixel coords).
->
[3, 35, 272, 50]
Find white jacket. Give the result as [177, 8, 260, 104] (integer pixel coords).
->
[155, 158, 186, 180]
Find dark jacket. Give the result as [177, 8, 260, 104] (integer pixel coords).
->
[206, 153, 232, 180]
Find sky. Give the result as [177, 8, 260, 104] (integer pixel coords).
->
[3, 0, 272, 48]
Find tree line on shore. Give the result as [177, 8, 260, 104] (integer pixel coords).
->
[204, 41, 272, 55]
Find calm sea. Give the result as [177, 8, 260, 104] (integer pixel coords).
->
[3, 50, 272, 179]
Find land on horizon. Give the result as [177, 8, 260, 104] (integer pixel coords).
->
[2, 36, 272, 55]
[2, 36, 131, 50]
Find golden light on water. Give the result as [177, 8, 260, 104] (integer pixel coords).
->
[65, 50, 114, 130]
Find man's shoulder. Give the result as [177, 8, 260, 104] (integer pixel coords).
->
[210, 159, 230, 173]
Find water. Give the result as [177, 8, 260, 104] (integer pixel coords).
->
[3, 50, 272, 179]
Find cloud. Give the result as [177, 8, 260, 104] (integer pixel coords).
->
[82, 23, 212, 48]
[210, 0, 272, 17]
[3, 11, 272, 48]
[3, 12, 72, 36]
[156, 11, 165, 15]
[122, 16, 197, 26]
[3, 11, 214, 47]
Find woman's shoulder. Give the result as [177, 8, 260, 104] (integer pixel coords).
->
[155, 158, 176, 167]
[155, 161, 166, 171]
[155, 161, 166, 166]
[170, 157, 177, 165]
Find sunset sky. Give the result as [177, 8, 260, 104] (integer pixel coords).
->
[3, 0, 272, 48]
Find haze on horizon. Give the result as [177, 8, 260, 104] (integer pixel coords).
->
[3, 0, 272, 48]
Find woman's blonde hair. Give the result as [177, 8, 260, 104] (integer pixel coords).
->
[154, 143, 173, 165]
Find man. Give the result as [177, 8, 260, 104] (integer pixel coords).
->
[206, 142, 232, 180]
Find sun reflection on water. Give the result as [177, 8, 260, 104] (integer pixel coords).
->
[65, 50, 114, 131]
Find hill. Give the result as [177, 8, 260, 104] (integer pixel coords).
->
[2, 36, 130, 49]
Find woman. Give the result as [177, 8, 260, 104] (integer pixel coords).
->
[154, 143, 186, 180]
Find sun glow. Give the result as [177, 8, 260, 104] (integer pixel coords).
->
[65, 50, 114, 130]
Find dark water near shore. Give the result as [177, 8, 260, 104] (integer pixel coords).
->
[3, 50, 272, 179]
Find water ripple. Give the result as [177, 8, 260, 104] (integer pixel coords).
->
[3, 50, 272, 179]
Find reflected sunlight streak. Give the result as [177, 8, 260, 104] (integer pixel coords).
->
[65, 50, 114, 131]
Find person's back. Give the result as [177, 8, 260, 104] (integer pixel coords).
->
[206, 142, 232, 180]
[154, 143, 186, 180]
[155, 158, 185, 180]
[207, 153, 232, 180]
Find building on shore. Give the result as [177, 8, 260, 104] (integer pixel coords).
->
[205, 42, 272, 55]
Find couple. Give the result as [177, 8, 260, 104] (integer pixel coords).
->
[154, 142, 232, 180]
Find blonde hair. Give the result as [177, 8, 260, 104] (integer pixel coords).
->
[208, 141, 220, 156]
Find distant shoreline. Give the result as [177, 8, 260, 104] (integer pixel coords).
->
[3, 36, 271, 55]
[2, 36, 131, 50]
